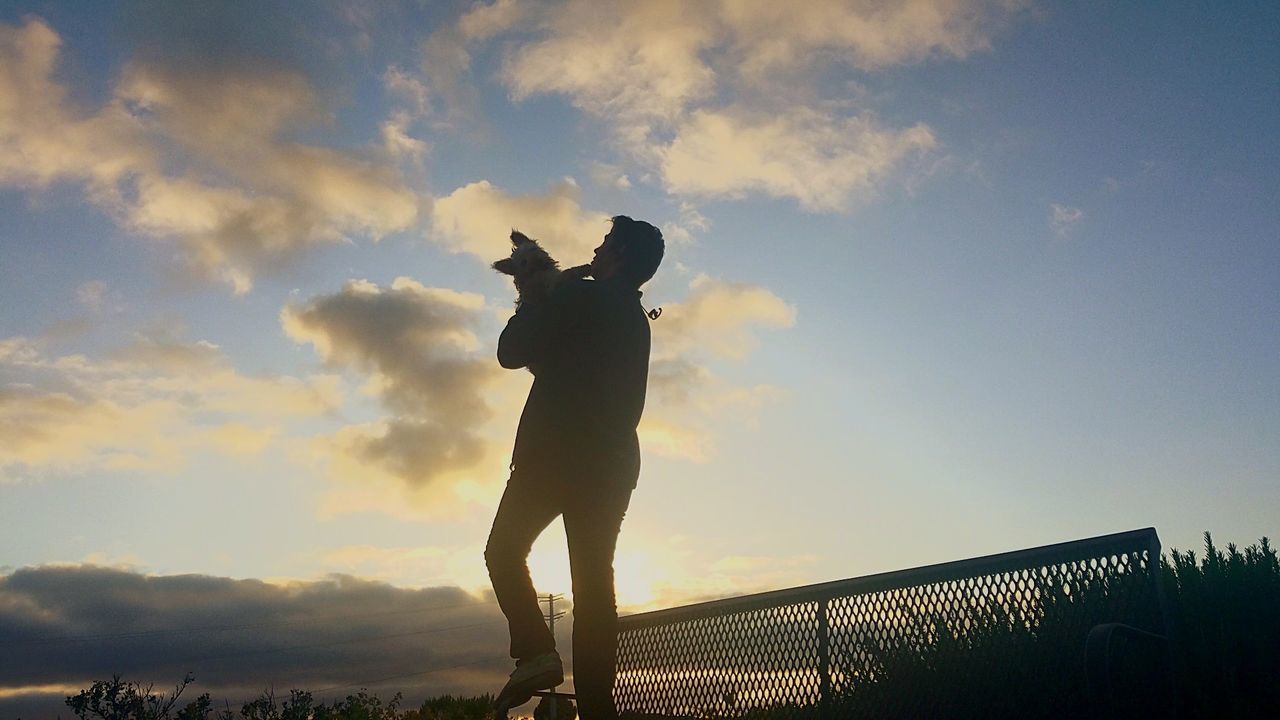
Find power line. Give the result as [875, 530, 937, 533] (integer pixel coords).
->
[3, 597, 499, 647]
[215, 655, 510, 714]
[541, 593, 565, 638]
[310, 655, 509, 695]
[179, 619, 507, 666]
[540, 593, 566, 697]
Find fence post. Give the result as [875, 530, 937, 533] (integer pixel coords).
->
[816, 598, 831, 710]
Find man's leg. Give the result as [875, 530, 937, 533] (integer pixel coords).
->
[563, 481, 634, 720]
[485, 473, 561, 660]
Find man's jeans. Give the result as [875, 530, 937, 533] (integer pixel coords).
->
[485, 467, 634, 720]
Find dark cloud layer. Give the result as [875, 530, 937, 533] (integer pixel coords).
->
[0, 565, 511, 720]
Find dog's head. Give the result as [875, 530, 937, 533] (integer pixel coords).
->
[492, 230, 560, 278]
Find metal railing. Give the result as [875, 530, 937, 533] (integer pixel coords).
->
[615, 528, 1171, 719]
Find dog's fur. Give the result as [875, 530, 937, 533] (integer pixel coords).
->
[493, 230, 589, 308]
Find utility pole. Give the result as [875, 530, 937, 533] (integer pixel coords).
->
[540, 592, 566, 644]
[537, 592, 570, 719]
[540, 592, 565, 694]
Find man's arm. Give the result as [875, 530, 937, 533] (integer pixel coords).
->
[497, 302, 551, 369]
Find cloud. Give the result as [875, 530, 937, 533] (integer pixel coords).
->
[502, 0, 718, 127]
[647, 357, 713, 406]
[654, 274, 797, 361]
[75, 281, 123, 315]
[497, 0, 1020, 125]
[0, 332, 341, 481]
[1050, 203, 1084, 237]
[321, 544, 491, 591]
[431, 178, 610, 264]
[383, 65, 433, 118]
[465, 0, 1022, 209]
[407, 0, 534, 134]
[589, 162, 632, 190]
[628, 534, 821, 610]
[281, 279, 500, 497]
[102, 331, 225, 373]
[458, 0, 531, 40]
[0, 17, 419, 294]
[637, 416, 713, 464]
[636, 275, 796, 462]
[640, 374, 785, 463]
[381, 112, 430, 163]
[115, 62, 420, 291]
[380, 67, 431, 163]
[497, 0, 1022, 110]
[0, 565, 509, 720]
[720, 0, 1025, 78]
[0, 18, 152, 188]
[662, 107, 936, 211]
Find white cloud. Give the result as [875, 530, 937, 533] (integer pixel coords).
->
[0, 17, 420, 294]
[502, 0, 717, 127]
[382, 64, 432, 118]
[380, 112, 430, 162]
[654, 274, 798, 361]
[635, 275, 796, 463]
[0, 18, 151, 188]
[638, 416, 713, 464]
[74, 281, 122, 314]
[589, 162, 632, 190]
[662, 108, 936, 212]
[320, 543, 491, 590]
[472, 0, 1022, 209]
[498, 0, 1020, 124]
[721, 0, 1025, 78]
[379, 67, 431, 162]
[458, 0, 531, 40]
[1050, 203, 1084, 237]
[431, 178, 610, 264]
[0, 333, 340, 481]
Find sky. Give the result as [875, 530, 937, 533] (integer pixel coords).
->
[1, 0, 1278, 715]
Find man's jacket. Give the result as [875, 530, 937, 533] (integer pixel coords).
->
[498, 277, 651, 487]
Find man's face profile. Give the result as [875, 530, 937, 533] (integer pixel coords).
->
[591, 232, 624, 280]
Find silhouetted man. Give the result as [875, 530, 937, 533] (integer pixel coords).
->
[487, 216, 664, 720]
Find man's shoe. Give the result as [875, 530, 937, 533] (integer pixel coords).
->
[495, 651, 564, 714]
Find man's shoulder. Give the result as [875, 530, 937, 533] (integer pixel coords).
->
[549, 277, 593, 307]
[556, 276, 594, 293]
[553, 278, 644, 320]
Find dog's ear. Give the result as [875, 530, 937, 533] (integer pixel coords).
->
[510, 230, 530, 246]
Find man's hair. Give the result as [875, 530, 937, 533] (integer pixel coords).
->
[610, 215, 664, 287]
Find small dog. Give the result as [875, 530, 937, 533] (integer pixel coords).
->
[492, 230, 589, 308]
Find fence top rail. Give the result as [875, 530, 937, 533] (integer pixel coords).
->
[618, 527, 1160, 631]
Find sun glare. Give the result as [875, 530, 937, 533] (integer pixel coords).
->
[525, 536, 660, 610]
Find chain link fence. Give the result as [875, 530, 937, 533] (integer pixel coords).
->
[615, 528, 1172, 719]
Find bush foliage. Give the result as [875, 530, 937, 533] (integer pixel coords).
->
[63, 679, 494, 720]
[1162, 533, 1280, 718]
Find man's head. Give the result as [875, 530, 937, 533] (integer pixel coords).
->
[591, 215, 664, 288]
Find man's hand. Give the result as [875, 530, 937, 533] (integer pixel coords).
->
[562, 264, 592, 281]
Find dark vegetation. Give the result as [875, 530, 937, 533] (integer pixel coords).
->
[53, 533, 1279, 720]
[61, 677, 492, 720]
[1163, 533, 1280, 718]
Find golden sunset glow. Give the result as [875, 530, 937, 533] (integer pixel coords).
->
[2, 1, 1277, 716]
